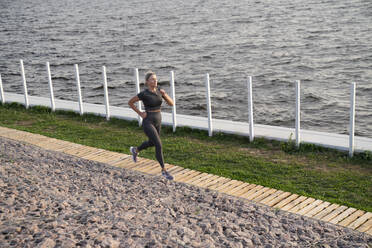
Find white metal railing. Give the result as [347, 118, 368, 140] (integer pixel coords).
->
[0, 60, 368, 156]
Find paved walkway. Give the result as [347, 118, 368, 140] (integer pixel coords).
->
[0, 126, 371, 235]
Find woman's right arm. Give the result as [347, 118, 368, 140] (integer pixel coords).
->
[128, 96, 146, 119]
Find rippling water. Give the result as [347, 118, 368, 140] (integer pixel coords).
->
[1, 0, 371, 137]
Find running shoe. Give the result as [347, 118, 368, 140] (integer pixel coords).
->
[130, 146, 138, 163]
[162, 170, 173, 180]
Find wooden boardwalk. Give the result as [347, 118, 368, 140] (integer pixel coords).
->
[1, 126, 371, 235]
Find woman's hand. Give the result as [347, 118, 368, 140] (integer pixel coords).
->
[139, 112, 147, 119]
[159, 89, 174, 106]
[159, 89, 166, 96]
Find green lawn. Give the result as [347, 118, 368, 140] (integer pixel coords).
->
[1, 102, 371, 212]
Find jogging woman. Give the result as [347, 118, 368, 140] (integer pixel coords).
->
[128, 71, 174, 180]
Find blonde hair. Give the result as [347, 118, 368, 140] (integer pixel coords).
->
[145, 71, 156, 82]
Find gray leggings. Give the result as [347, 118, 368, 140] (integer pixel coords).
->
[137, 112, 164, 168]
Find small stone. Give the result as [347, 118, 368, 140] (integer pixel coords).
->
[199, 222, 212, 233]
[241, 238, 253, 247]
[102, 237, 120, 248]
[30, 224, 39, 234]
[60, 238, 76, 247]
[37, 238, 55, 248]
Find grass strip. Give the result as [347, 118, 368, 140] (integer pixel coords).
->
[1, 102, 371, 212]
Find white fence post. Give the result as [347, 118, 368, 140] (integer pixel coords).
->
[247, 76, 254, 142]
[102, 66, 110, 121]
[134, 68, 142, 126]
[74, 64, 84, 115]
[20, 59, 29, 109]
[349, 82, 356, 157]
[170, 71, 177, 132]
[205, 73, 213, 136]
[295, 80, 301, 147]
[0, 74, 4, 104]
[46, 62, 56, 111]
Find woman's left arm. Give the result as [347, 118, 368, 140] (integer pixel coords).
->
[159, 89, 174, 106]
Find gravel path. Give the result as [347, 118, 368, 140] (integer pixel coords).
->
[0, 137, 371, 248]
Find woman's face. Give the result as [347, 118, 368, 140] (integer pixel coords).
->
[147, 74, 158, 88]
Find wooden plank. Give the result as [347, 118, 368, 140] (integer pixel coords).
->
[128, 160, 154, 170]
[136, 163, 159, 173]
[38, 138, 64, 147]
[338, 210, 365, 227]
[37, 139, 66, 149]
[145, 163, 167, 174]
[173, 169, 194, 180]
[183, 173, 211, 184]
[80, 150, 107, 160]
[329, 208, 357, 224]
[223, 182, 250, 195]
[213, 179, 236, 192]
[288, 198, 316, 213]
[83, 150, 111, 160]
[260, 190, 284, 205]
[208, 178, 232, 190]
[164, 164, 176, 172]
[144, 166, 163, 175]
[0, 126, 16, 135]
[313, 203, 340, 220]
[177, 171, 201, 183]
[279, 195, 306, 211]
[240, 185, 264, 199]
[89, 152, 115, 163]
[248, 187, 271, 202]
[58, 145, 85, 154]
[219, 180, 245, 193]
[154, 164, 177, 175]
[1, 130, 23, 138]
[304, 201, 331, 217]
[111, 158, 137, 169]
[177, 171, 202, 182]
[265, 192, 292, 207]
[208, 178, 231, 190]
[140, 163, 162, 173]
[348, 212, 372, 230]
[254, 188, 277, 202]
[296, 199, 323, 215]
[167, 166, 184, 174]
[187, 174, 215, 185]
[133, 162, 158, 172]
[193, 175, 220, 187]
[8, 132, 35, 140]
[105, 154, 130, 165]
[25, 137, 52, 145]
[54, 143, 79, 152]
[321, 205, 349, 222]
[48, 141, 72, 150]
[92, 152, 120, 163]
[63, 145, 96, 155]
[245, 187, 271, 201]
[124, 158, 150, 169]
[76, 148, 104, 157]
[356, 218, 372, 233]
[199, 176, 224, 188]
[111, 157, 132, 167]
[367, 227, 372, 235]
[231, 184, 257, 197]
[172, 169, 191, 178]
